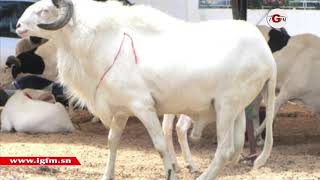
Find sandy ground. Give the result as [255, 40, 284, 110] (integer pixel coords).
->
[1, 103, 320, 180]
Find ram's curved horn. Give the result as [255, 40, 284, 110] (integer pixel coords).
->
[37, 0, 74, 30]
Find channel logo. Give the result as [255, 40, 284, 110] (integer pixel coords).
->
[266, 9, 287, 28]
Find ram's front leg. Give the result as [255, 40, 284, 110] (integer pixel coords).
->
[131, 102, 176, 180]
[102, 115, 128, 180]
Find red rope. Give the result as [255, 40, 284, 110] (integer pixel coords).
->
[24, 92, 33, 99]
[124, 32, 139, 64]
[95, 32, 139, 97]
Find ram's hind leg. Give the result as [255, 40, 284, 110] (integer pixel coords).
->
[190, 113, 211, 142]
[197, 102, 240, 180]
[132, 104, 176, 180]
[162, 114, 179, 171]
[231, 110, 246, 164]
[176, 115, 198, 173]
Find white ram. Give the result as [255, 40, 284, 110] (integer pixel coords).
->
[164, 26, 319, 169]
[16, 0, 277, 179]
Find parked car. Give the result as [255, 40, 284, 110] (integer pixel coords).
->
[0, 0, 36, 67]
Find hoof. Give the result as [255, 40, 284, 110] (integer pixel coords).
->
[186, 164, 199, 173]
[172, 163, 181, 172]
[101, 176, 114, 180]
[239, 153, 259, 166]
[230, 154, 241, 164]
[256, 138, 264, 147]
[253, 156, 268, 170]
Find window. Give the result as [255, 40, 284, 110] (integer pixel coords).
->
[199, 0, 232, 8]
[0, 1, 33, 38]
[199, 0, 320, 9]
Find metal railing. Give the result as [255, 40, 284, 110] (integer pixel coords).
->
[199, 0, 320, 9]
[288, 0, 320, 9]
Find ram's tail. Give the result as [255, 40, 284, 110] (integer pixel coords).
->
[253, 71, 276, 169]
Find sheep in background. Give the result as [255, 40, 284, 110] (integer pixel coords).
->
[0, 89, 9, 106]
[252, 26, 320, 138]
[16, 0, 277, 179]
[1, 36, 100, 122]
[1, 37, 76, 113]
[1, 36, 56, 92]
[0, 37, 47, 89]
[1, 89, 74, 133]
[6, 37, 53, 80]
[0, 68, 12, 89]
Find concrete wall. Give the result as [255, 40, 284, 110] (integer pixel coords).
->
[187, 8, 320, 37]
[133, 0, 188, 20]
[132, 0, 320, 36]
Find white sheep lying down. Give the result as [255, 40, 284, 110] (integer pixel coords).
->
[1, 89, 74, 133]
[16, 0, 277, 179]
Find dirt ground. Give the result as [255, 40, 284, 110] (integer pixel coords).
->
[1, 102, 320, 180]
